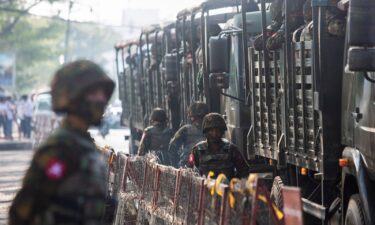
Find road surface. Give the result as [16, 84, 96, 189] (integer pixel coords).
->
[0, 149, 33, 225]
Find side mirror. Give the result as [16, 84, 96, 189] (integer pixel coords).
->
[348, 47, 375, 71]
[348, 0, 375, 46]
[209, 35, 230, 89]
[164, 53, 178, 81]
[209, 35, 229, 73]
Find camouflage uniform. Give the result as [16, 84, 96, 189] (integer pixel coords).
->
[253, 0, 283, 51]
[8, 60, 115, 225]
[293, 0, 313, 42]
[325, 2, 346, 37]
[293, 0, 345, 42]
[189, 113, 249, 179]
[168, 102, 208, 167]
[138, 108, 173, 165]
[266, 0, 305, 50]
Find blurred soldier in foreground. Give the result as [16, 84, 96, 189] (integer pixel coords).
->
[8, 60, 115, 225]
[169, 102, 208, 167]
[188, 113, 249, 179]
[138, 108, 172, 165]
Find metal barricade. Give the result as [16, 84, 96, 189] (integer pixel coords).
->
[109, 154, 293, 225]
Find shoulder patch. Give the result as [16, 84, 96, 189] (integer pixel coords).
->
[45, 158, 67, 181]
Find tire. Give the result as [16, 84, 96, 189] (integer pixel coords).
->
[270, 176, 284, 210]
[345, 194, 366, 225]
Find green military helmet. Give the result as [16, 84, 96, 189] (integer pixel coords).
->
[150, 108, 167, 123]
[202, 113, 227, 133]
[188, 102, 209, 118]
[50, 60, 115, 113]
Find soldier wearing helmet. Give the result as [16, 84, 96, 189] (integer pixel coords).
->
[9, 60, 116, 225]
[138, 108, 173, 165]
[188, 113, 249, 179]
[168, 102, 208, 167]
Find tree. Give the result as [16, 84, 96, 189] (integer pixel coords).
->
[0, 1, 122, 94]
[0, 16, 65, 93]
[0, 0, 62, 37]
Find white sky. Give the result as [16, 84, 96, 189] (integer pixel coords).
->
[30, 0, 205, 26]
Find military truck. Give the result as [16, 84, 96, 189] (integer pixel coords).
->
[115, 40, 144, 154]
[115, 0, 375, 223]
[115, 1, 242, 153]
[115, 22, 179, 154]
[207, 0, 375, 224]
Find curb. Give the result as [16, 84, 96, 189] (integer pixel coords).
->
[0, 142, 33, 151]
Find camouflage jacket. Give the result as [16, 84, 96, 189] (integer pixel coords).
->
[8, 121, 108, 225]
[168, 120, 205, 167]
[190, 138, 249, 180]
[138, 124, 172, 164]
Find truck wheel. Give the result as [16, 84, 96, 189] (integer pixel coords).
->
[270, 176, 284, 209]
[345, 194, 366, 225]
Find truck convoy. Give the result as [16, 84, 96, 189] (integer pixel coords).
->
[114, 0, 375, 224]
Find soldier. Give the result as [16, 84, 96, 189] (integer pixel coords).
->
[188, 113, 249, 180]
[138, 108, 173, 165]
[8, 60, 116, 225]
[168, 102, 208, 167]
[253, 0, 283, 51]
[266, 0, 305, 50]
[292, 0, 345, 42]
[293, 0, 313, 42]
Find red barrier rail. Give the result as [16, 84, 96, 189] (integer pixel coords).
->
[111, 153, 291, 225]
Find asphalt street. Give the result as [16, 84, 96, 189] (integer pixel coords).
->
[0, 149, 33, 225]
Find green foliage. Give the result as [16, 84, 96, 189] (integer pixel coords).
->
[0, 15, 65, 93]
[68, 22, 121, 74]
[0, 8, 121, 94]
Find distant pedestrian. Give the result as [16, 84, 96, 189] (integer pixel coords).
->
[18, 95, 33, 138]
[4, 96, 16, 139]
[17, 95, 26, 138]
[0, 96, 7, 138]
